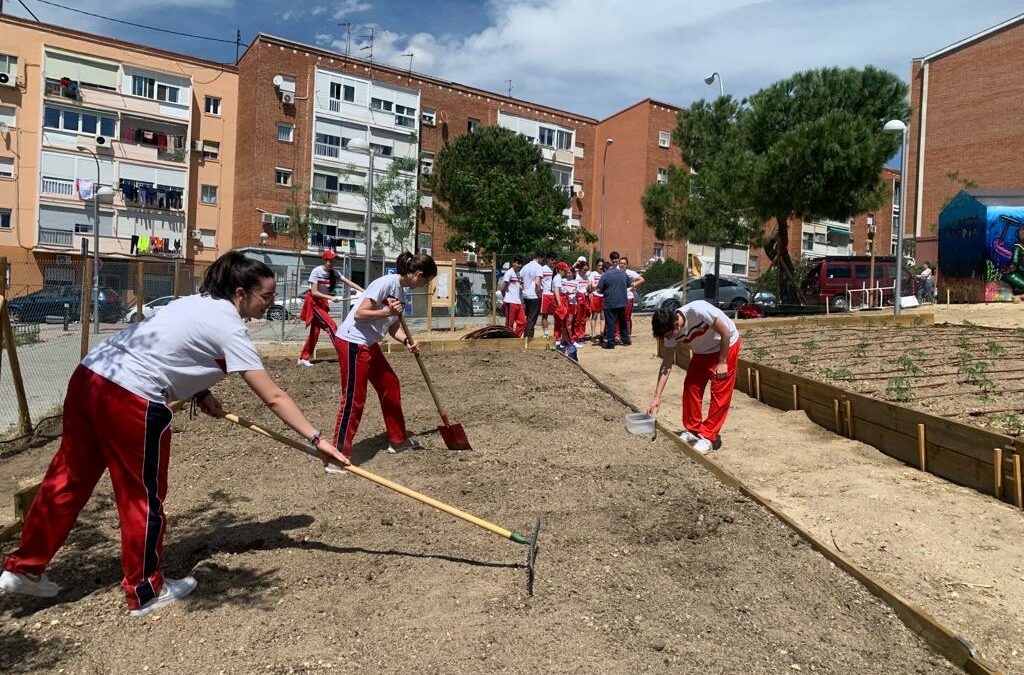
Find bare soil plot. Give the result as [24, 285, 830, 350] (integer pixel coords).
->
[741, 321, 1024, 437]
[0, 351, 952, 673]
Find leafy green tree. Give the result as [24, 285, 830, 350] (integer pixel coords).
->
[429, 126, 579, 256]
[742, 66, 909, 300]
[366, 154, 420, 254]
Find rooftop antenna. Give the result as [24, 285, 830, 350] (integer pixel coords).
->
[338, 22, 352, 58]
[235, 29, 241, 63]
[402, 53, 414, 73]
[505, 79, 513, 97]
[360, 27, 374, 65]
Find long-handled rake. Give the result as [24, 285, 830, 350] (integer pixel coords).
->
[223, 411, 541, 595]
[337, 277, 472, 451]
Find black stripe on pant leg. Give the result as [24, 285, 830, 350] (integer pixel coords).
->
[337, 342, 360, 448]
[136, 401, 172, 606]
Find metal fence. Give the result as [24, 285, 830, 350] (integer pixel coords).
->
[0, 249, 655, 440]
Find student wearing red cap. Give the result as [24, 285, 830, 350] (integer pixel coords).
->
[298, 250, 349, 366]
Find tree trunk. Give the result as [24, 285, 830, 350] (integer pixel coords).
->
[773, 214, 804, 305]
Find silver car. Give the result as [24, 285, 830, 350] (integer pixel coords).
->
[643, 276, 751, 311]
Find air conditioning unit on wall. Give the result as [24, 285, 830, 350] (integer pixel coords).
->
[193, 140, 205, 152]
[189, 230, 204, 241]
[281, 92, 295, 105]
[261, 213, 275, 225]
[0, 72, 14, 87]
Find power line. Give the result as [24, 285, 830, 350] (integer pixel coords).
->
[17, 0, 40, 21]
[28, 0, 246, 46]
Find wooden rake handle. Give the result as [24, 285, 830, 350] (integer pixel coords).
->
[335, 276, 451, 423]
[221, 412, 516, 541]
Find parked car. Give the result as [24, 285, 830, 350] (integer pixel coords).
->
[639, 281, 684, 311]
[265, 291, 361, 321]
[800, 256, 911, 311]
[643, 275, 751, 312]
[7, 285, 124, 324]
[471, 293, 491, 316]
[123, 295, 176, 323]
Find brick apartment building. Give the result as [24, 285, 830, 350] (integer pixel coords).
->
[0, 14, 237, 293]
[905, 13, 1024, 267]
[592, 99, 688, 268]
[232, 33, 601, 283]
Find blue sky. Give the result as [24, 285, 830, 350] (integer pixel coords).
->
[7, 0, 1024, 119]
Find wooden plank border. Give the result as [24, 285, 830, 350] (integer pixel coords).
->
[675, 345, 1021, 508]
[573, 357, 1002, 675]
[735, 310, 933, 330]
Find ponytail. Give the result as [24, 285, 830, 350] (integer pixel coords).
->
[395, 251, 437, 278]
[200, 250, 275, 300]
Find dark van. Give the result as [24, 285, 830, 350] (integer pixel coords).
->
[801, 256, 904, 311]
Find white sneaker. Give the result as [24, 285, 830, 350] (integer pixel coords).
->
[297, 359, 313, 367]
[387, 438, 424, 454]
[129, 576, 197, 617]
[692, 437, 714, 455]
[0, 570, 60, 598]
[678, 430, 699, 445]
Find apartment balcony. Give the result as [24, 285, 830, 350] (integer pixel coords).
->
[45, 80, 190, 122]
[115, 139, 188, 165]
[328, 99, 342, 113]
[312, 188, 365, 211]
[38, 227, 74, 247]
[40, 177, 75, 198]
[314, 142, 342, 159]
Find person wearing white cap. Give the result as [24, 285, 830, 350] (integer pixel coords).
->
[298, 250, 349, 366]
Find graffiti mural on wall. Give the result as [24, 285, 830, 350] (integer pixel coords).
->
[938, 190, 1024, 302]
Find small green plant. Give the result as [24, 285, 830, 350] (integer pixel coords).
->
[13, 325, 41, 347]
[912, 316, 925, 327]
[894, 354, 923, 375]
[955, 336, 971, 350]
[802, 340, 819, 352]
[907, 348, 927, 359]
[990, 413, 1024, 436]
[959, 360, 991, 384]
[851, 345, 867, 359]
[819, 367, 854, 381]
[788, 354, 805, 365]
[884, 377, 914, 402]
[987, 341, 1007, 356]
[751, 347, 769, 361]
[962, 319, 977, 327]
[770, 328, 784, 337]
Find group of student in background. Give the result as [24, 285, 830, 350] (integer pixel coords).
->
[499, 251, 644, 348]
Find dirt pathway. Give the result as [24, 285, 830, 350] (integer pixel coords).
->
[579, 316, 1024, 673]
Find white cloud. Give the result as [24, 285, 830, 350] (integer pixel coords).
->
[309, 0, 1024, 118]
[333, 0, 373, 20]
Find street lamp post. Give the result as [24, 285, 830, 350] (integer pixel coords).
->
[346, 138, 376, 284]
[600, 138, 613, 260]
[703, 72, 725, 306]
[883, 119, 909, 315]
[867, 214, 876, 308]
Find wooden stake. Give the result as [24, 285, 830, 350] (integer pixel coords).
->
[845, 400, 854, 438]
[135, 260, 145, 322]
[917, 423, 927, 472]
[825, 297, 830, 316]
[491, 253, 497, 325]
[1015, 454, 1023, 511]
[946, 288, 950, 308]
[792, 383, 799, 410]
[173, 260, 182, 298]
[79, 264, 93, 360]
[747, 367, 753, 397]
[754, 369, 761, 402]
[833, 399, 841, 433]
[449, 259, 456, 333]
[1, 304, 31, 436]
[993, 448, 1003, 499]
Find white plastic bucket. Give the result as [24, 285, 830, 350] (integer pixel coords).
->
[625, 412, 656, 436]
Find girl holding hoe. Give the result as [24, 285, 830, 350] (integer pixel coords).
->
[0, 252, 349, 616]
[329, 251, 437, 461]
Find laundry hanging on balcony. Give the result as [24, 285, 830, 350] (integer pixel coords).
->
[119, 179, 184, 210]
[120, 125, 186, 152]
[76, 178, 95, 201]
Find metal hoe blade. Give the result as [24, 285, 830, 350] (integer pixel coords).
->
[526, 516, 542, 596]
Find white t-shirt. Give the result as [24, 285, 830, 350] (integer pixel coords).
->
[502, 268, 522, 304]
[576, 276, 589, 297]
[625, 269, 641, 300]
[556, 274, 577, 303]
[308, 265, 341, 295]
[336, 274, 404, 347]
[662, 300, 739, 355]
[588, 270, 603, 297]
[82, 294, 264, 402]
[919, 267, 933, 280]
[520, 260, 543, 299]
[540, 265, 554, 295]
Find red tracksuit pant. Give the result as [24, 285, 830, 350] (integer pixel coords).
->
[300, 303, 338, 360]
[554, 299, 573, 342]
[682, 340, 741, 443]
[505, 303, 526, 337]
[573, 300, 589, 341]
[333, 339, 407, 458]
[3, 365, 173, 610]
